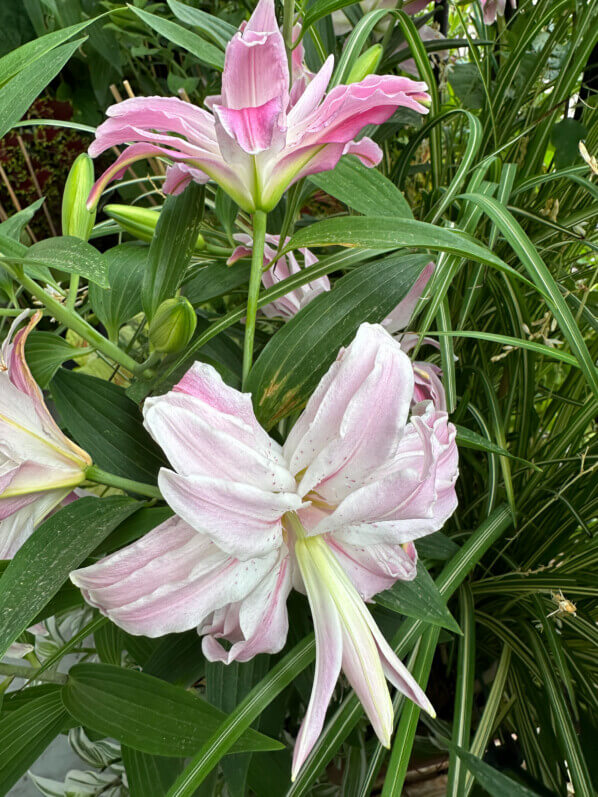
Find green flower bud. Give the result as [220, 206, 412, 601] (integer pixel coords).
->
[149, 297, 197, 354]
[62, 153, 96, 240]
[104, 204, 205, 251]
[346, 45, 383, 84]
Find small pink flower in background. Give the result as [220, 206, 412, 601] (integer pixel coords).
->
[480, 0, 516, 24]
[381, 262, 447, 410]
[71, 322, 458, 777]
[229, 239, 445, 408]
[0, 312, 91, 559]
[228, 233, 330, 318]
[86, 0, 430, 212]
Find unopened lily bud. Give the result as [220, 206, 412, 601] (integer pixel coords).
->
[149, 297, 197, 353]
[104, 204, 205, 251]
[346, 45, 383, 84]
[62, 153, 96, 240]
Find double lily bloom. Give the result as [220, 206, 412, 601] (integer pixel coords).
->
[0, 312, 91, 559]
[71, 322, 458, 776]
[86, 0, 430, 212]
[228, 232, 331, 319]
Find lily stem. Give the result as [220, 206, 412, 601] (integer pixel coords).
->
[66, 273, 79, 311]
[17, 270, 145, 377]
[282, 0, 295, 77]
[0, 663, 67, 684]
[85, 465, 162, 500]
[242, 209, 267, 388]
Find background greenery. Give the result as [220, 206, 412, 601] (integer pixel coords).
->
[0, 0, 596, 795]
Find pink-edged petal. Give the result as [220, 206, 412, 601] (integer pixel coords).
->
[288, 56, 334, 126]
[481, 0, 509, 24]
[0, 489, 68, 558]
[102, 95, 216, 129]
[321, 406, 458, 545]
[163, 163, 207, 195]
[284, 324, 414, 504]
[227, 243, 253, 265]
[202, 548, 292, 662]
[292, 539, 343, 780]
[70, 515, 279, 637]
[261, 138, 382, 209]
[0, 314, 90, 473]
[145, 362, 294, 487]
[383, 262, 435, 334]
[412, 362, 447, 411]
[367, 611, 435, 716]
[158, 469, 302, 560]
[90, 98, 219, 157]
[327, 536, 417, 600]
[171, 361, 268, 439]
[87, 143, 175, 208]
[213, 96, 284, 154]
[403, 0, 434, 14]
[221, 0, 288, 111]
[144, 394, 295, 492]
[290, 75, 429, 150]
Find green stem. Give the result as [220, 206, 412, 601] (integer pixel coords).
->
[18, 271, 145, 376]
[0, 662, 67, 684]
[0, 308, 27, 316]
[282, 0, 295, 78]
[242, 210, 267, 388]
[85, 465, 162, 499]
[66, 273, 80, 311]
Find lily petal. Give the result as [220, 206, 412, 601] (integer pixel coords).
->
[70, 516, 279, 637]
[292, 535, 343, 780]
[201, 547, 292, 662]
[284, 324, 414, 503]
[158, 469, 302, 559]
[383, 262, 435, 334]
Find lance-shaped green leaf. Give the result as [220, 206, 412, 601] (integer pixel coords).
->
[0, 39, 86, 138]
[246, 253, 430, 428]
[89, 243, 147, 341]
[375, 562, 462, 633]
[0, 689, 68, 794]
[167, 0, 236, 49]
[310, 156, 413, 218]
[143, 183, 205, 320]
[0, 497, 139, 659]
[123, 748, 185, 797]
[62, 663, 284, 757]
[25, 331, 90, 388]
[51, 369, 166, 483]
[26, 236, 110, 287]
[281, 216, 514, 273]
[455, 748, 542, 797]
[130, 6, 224, 70]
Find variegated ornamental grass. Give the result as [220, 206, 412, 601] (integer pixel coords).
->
[0, 0, 596, 795]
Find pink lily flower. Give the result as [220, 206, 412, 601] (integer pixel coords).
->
[228, 233, 330, 319]
[480, 0, 516, 24]
[86, 0, 430, 213]
[0, 312, 91, 559]
[71, 323, 458, 776]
